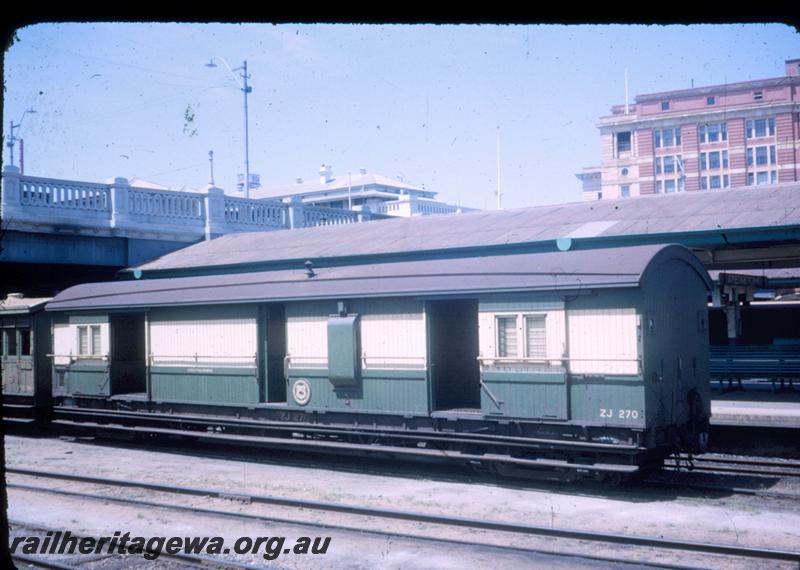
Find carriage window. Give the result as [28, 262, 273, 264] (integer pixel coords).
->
[20, 329, 31, 356]
[6, 329, 18, 356]
[78, 326, 89, 355]
[525, 315, 547, 358]
[496, 316, 517, 357]
[78, 325, 102, 355]
[92, 326, 101, 355]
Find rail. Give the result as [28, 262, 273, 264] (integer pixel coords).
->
[47, 354, 109, 362]
[361, 354, 427, 370]
[149, 353, 257, 367]
[9, 468, 800, 564]
[284, 355, 428, 375]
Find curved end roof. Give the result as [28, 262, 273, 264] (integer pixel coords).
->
[642, 243, 713, 291]
[48, 244, 708, 312]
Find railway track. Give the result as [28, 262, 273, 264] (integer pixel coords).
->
[9, 520, 268, 570]
[7, 467, 800, 567]
[668, 454, 800, 478]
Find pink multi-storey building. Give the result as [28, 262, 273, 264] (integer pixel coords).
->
[578, 58, 800, 201]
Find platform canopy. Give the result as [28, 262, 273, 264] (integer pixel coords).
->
[126, 183, 800, 277]
[47, 244, 710, 312]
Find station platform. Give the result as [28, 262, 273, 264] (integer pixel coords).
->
[711, 393, 800, 428]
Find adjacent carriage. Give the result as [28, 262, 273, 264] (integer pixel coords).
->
[1, 293, 52, 421]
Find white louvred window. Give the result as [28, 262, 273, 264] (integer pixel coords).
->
[525, 315, 547, 358]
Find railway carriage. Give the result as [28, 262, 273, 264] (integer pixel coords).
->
[1, 293, 52, 421]
[42, 243, 711, 479]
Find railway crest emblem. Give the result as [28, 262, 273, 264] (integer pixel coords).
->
[293, 378, 311, 406]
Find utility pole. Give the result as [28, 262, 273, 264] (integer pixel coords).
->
[496, 126, 502, 210]
[6, 109, 36, 168]
[205, 58, 255, 198]
[242, 60, 252, 200]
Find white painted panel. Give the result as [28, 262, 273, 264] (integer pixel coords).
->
[353, 299, 426, 369]
[567, 308, 639, 375]
[286, 301, 330, 368]
[479, 309, 566, 364]
[53, 323, 110, 363]
[286, 299, 427, 370]
[53, 323, 72, 365]
[149, 306, 257, 366]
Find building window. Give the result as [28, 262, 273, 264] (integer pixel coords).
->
[621, 167, 629, 176]
[746, 118, 775, 138]
[706, 96, 716, 105]
[656, 155, 681, 174]
[525, 315, 547, 358]
[699, 122, 727, 143]
[753, 91, 764, 101]
[661, 101, 670, 111]
[664, 179, 676, 193]
[655, 180, 663, 193]
[747, 145, 777, 166]
[756, 146, 768, 166]
[496, 316, 517, 358]
[78, 325, 101, 356]
[654, 128, 681, 148]
[620, 185, 631, 198]
[748, 171, 777, 186]
[616, 132, 631, 154]
[700, 175, 729, 190]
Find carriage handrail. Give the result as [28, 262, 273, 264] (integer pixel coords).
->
[477, 356, 640, 362]
[47, 354, 109, 361]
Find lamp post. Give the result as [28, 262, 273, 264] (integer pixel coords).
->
[205, 57, 253, 198]
[7, 108, 36, 171]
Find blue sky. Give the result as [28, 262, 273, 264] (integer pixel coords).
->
[4, 23, 799, 209]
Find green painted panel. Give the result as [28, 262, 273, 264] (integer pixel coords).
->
[287, 368, 428, 414]
[479, 298, 564, 312]
[151, 366, 259, 404]
[68, 314, 109, 325]
[2, 360, 34, 395]
[569, 375, 646, 427]
[67, 363, 110, 396]
[327, 315, 360, 386]
[481, 369, 567, 419]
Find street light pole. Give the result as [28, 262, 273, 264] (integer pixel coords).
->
[6, 108, 36, 169]
[205, 57, 253, 199]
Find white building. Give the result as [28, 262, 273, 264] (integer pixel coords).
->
[249, 165, 475, 217]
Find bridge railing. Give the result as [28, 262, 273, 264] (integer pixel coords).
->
[1, 166, 373, 242]
[128, 188, 205, 221]
[223, 196, 286, 228]
[21, 176, 112, 213]
[302, 204, 360, 226]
